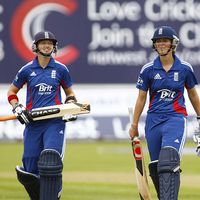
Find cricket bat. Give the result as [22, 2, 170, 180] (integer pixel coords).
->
[0, 102, 90, 121]
[128, 107, 152, 200]
[131, 137, 152, 200]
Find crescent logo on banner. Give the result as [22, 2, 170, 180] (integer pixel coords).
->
[10, 0, 79, 65]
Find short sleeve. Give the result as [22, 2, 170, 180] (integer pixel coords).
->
[185, 67, 198, 89]
[136, 69, 149, 91]
[61, 66, 73, 89]
[12, 67, 27, 89]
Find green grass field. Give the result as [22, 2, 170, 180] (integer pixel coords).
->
[0, 141, 200, 199]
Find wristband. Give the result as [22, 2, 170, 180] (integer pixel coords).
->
[8, 94, 19, 104]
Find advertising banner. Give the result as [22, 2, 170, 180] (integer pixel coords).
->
[0, 84, 198, 140]
[0, 0, 200, 83]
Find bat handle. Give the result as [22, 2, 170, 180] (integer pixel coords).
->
[132, 136, 140, 142]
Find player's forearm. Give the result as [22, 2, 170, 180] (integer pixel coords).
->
[131, 90, 147, 127]
[132, 99, 146, 127]
[7, 91, 19, 107]
[190, 97, 200, 116]
[64, 87, 77, 103]
[188, 88, 200, 116]
[129, 98, 146, 139]
[7, 84, 20, 107]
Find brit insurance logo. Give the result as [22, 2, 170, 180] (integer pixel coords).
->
[157, 89, 176, 102]
[36, 83, 53, 95]
[10, 0, 79, 65]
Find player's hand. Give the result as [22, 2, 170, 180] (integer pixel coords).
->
[197, 116, 200, 131]
[65, 96, 77, 103]
[12, 103, 33, 125]
[129, 124, 139, 140]
[193, 133, 200, 157]
[196, 145, 200, 157]
[193, 116, 200, 156]
[63, 115, 77, 122]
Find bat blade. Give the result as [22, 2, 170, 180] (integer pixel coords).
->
[132, 137, 152, 200]
[0, 102, 90, 122]
[31, 102, 90, 121]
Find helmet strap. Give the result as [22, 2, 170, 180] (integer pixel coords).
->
[37, 50, 53, 57]
[158, 48, 171, 56]
[154, 43, 174, 57]
[33, 42, 57, 56]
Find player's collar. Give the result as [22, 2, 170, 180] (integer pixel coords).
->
[153, 56, 163, 69]
[33, 56, 55, 68]
[153, 55, 180, 70]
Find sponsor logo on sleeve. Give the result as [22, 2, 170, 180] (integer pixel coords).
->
[137, 76, 143, 85]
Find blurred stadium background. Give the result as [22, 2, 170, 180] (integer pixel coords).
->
[0, 0, 200, 199]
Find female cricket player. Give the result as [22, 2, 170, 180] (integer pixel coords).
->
[7, 31, 77, 200]
[129, 26, 200, 200]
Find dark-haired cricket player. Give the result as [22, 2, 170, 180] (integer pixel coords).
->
[7, 31, 77, 200]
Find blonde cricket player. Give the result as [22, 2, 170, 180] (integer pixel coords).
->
[129, 26, 200, 200]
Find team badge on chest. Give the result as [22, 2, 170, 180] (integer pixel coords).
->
[174, 72, 179, 81]
[51, 70, 56, 79]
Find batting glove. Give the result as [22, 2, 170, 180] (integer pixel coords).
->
[63, 115, 77, 122]
[12, 103, 33, 125]
[193, 116, 200, 157]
